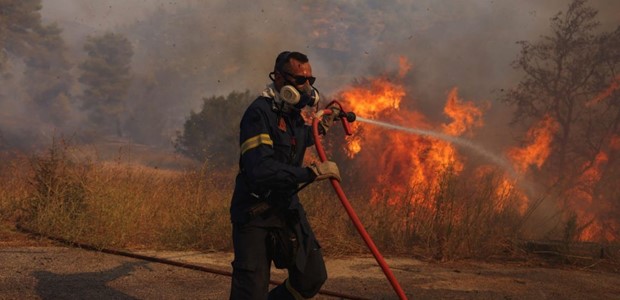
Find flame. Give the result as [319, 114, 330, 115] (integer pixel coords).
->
[506, 115, 559, 174]
[492, 115, 559, 214]
[442, 87, 484, 136]
[339, 81, 443, 206]
[568, 151, 607, 241]
[328, 57, 616, 242]
[472, 165, 528, 214]
[610, 135, 620, 150]
[586, 75, 620, 106]
[345, 135, 362, 158]
[339, 77, 404, 119]
[566, 135, 620, 241]
[337, 64, 485, 207]
[398, 56, 412, 79]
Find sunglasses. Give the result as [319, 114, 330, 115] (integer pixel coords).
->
[283, 71, 316, 85]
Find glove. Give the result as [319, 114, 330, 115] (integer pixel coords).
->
[308, 161, 341, 181]
[319, 105, 341, 135]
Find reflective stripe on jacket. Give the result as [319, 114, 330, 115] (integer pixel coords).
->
[230, 96, 314, 224]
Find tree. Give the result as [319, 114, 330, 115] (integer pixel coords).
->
[504, 0, 620, 240]
[0, 0, 43, 70]
[22, 23, 73, 125]
[505, 0, 619, 178]
[175, 90, 254, 166]
[1, 0, 74, 126]
[78, 32, 133, 136]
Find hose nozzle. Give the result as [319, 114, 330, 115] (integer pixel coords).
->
[340, 111, 356, 123]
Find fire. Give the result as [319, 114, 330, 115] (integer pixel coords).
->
[496, 178, 522, 212]
[610, 135, 620, 150]
[337, 64, 484, 206]
[472, 165, 525, 213]
[493, 115, 559, 214]
[345, 135, 362, 157]
[330, 57, 616, 242]
[338, 56, 411, 121]
[398, 56, 411, 79]
[339, 77, 404, 119]
[442, 87, 484, 136]
[568, 151, 608, 241]
[586, 75, 620, 106]
[506, 115, 559, 174]
[565, 135, 620, 241]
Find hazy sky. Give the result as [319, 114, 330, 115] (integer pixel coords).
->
[39, 0, 620, 96]
[30, 0, 620, 146]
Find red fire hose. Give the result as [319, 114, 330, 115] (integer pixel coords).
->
[312, 101, 408, 300]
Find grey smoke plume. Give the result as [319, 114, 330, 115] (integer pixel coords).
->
[1, 0, 618, 149]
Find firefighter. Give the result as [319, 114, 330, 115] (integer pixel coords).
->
[229, 51, 340, 299]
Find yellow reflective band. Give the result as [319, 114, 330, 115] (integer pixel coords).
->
[240, 134, 273, 155]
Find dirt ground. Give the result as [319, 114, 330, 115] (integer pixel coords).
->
[1, 230, 619, 300]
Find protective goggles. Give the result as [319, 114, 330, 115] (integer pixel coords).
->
[283, 71, 316, 85]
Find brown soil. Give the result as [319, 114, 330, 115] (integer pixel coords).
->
[1, 228, 619, 300]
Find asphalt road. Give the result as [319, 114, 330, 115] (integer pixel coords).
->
[1, 244, 620, 300]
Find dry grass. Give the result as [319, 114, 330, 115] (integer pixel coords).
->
[1, 141, 616, 262]
[1, 140, 233, 251]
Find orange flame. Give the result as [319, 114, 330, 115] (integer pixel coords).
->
[337, 64, 485, 207]
[442, 87, 485, 136]
[565, 134, 620, 241]
[398, 56, 412, 79]
[328, 57, 616, 242]
[471, 165, 528, 214]
[586, 75, 620, 106]
[339, 77, 404, 119]
[345, 135, 362, 158]
[610, 135, 620, 151]
[495, 115, 559, 213]
[506, 115, 559, 174]
[568, 151, 608, 241]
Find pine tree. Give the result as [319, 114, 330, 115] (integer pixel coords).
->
[79, 32, 133, 136]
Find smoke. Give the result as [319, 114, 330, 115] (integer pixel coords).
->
[0, 0, 617, 149]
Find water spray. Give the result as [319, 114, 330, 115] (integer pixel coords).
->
[355, 116, 518, 179]
[354, 116, 542, 197]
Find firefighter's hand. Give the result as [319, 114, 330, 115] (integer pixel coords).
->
[319, 106, 341, 135]
[309, 161, 341, 181]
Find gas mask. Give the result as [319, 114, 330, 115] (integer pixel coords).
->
[279, 84, 320, 109]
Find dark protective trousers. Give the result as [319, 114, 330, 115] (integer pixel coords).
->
[229, 223, 327, 300]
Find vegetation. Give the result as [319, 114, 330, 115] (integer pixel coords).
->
[1, 140, 232, 250]
[174, 90, 254, 167]
[79, 32, 134, 137]
[0, 0, 43, 70]
[23, 23, 74, 125]
[506, 0, 619, 174]
[0, 0, 73, 124]
[0, 140, 604, 261]
[504, 0, 620, 238]
[1, 1, 133, 144]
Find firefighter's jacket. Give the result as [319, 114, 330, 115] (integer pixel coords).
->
[230, 95, 317, 270]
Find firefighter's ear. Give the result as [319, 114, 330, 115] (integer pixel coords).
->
[269, 72, 276, 82]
